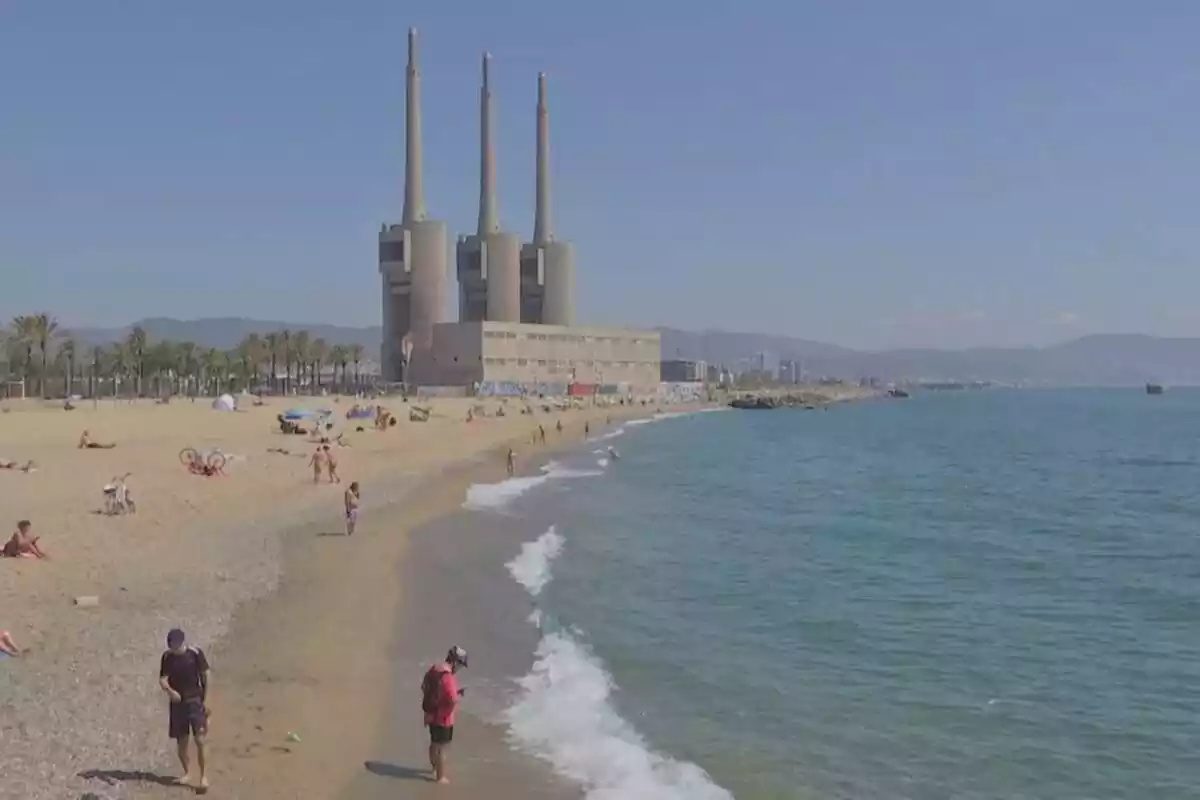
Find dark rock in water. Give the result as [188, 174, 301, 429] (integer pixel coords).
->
[728, 393, 839, 410]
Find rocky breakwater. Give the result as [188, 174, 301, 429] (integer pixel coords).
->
[729, 392, 827, 410]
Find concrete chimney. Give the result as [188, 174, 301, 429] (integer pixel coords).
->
[478, 52, 499, 235]
[533, 72, 553, 244]
[402, 27, 426, 224]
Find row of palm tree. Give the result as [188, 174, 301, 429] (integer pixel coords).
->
[2, 315, 370, 399]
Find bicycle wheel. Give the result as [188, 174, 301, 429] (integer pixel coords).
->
[206, 452, 227, 473]
[179, 448, 199, 468]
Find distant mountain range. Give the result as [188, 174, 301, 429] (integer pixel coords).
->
[59, 318, 1200, 385]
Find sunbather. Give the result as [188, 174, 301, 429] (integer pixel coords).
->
[0, 459, 35, 472]
[3, 520, 48, 559]
[78, 430, 116, 449]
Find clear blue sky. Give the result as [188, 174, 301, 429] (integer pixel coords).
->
[3, 1, 1199, 349]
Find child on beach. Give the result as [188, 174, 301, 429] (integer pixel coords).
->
[3, 520, 48, 559]
[344, 482, 360, 536]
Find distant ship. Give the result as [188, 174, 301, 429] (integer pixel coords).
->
[887, 388, 910, 398]
[1146, 383, 1165, 395]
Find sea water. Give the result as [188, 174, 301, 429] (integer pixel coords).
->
[467, 392, 1200, 799]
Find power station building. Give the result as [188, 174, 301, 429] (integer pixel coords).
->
[379, 29, 659, 393]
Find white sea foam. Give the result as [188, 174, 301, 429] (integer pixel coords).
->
[463, 462, 602, 511]
[594, 427, 626, 442]
[597, 457, 609, 467]
[505, 526, 564, 597]
[506, 632, 734, 800]
[504, 527, 734, 800]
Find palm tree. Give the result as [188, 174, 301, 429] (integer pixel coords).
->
[239, 333, 266, 392]
[8, 316, 36, 395]
[263, 332, 281, 395]
[279, 330, 293, 394]
[348, 343, 364, 393]
[291, 330, 310, 393]
[108, 342, 131, 398]
[200, 348, 227, 396]
[126, 325, 147, 397]
[330, 345, 349, 394]
[89, 345, 105, 398]
[56, 336, 78, 397]
[32, 313, 59, 398]
[309, 337, 328, 392]
[175, 341, 198, 397]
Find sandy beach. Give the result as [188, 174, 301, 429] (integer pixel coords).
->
[0, 387, 870, 799]
[0, 392, 688, 799]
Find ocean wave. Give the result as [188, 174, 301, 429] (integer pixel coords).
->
[463, 462, 603, 511]
[504, 528, 734, 800]
[506, 632, 734, 800]
[506, 526, 564, 596]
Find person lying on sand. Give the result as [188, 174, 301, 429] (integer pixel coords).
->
[3, 520, 48, 559]
[0, 459, 35, 472]
[78, 430, 116, 449]
[0, 630, 19, 656]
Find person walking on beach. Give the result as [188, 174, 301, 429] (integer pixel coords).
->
[308, 447, 327, 485]
[584, 421, 590, 439]
[421, 646, 468, 784]
[159, 628, 211, 793]
[344, 481, 360, 536]
[506, 448, 516, 477]
[323, 444, 341, 484]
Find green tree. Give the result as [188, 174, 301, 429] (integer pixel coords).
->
[348, 343, 364, 392]
[8, 316, 36, 394]
[32, 313, 59, 398]
[126, 325, 147, 397]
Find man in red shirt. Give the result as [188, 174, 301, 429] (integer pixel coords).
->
[421, 646, 467, 784]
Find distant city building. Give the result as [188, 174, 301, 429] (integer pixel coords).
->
[661, 359, 707, 383]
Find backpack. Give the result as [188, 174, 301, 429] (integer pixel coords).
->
[421, 666, 445, 714]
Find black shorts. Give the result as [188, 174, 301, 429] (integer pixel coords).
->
[428, 724, 454, 744]
[169, 698, 208, 740]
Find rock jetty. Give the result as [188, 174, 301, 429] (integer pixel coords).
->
[729, 393, 827, 410]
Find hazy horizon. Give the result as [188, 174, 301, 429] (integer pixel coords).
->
[4, 2, 1199, 348]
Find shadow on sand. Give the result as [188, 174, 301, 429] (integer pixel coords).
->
[77, 768, 179, 787]
[363, 761, 433, 782]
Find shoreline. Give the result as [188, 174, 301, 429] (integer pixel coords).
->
[4, 388, 863, 798]
[127, 402, 684, 800]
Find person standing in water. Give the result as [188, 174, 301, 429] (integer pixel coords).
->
[421, 646, 468, 784]
[159, 628, 211, 792]
[344, 481, 360, 536]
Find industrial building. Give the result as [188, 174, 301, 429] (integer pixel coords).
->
[425, 322, 660, 391]
[380, 28, 658, 392]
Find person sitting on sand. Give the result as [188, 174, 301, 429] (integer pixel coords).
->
[3, 520, 48, 559]
[78, 430, 116, 449]
[344, 481, 360, 536]
[308, 447, 328, 485]
[0, 630, 19, 656]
